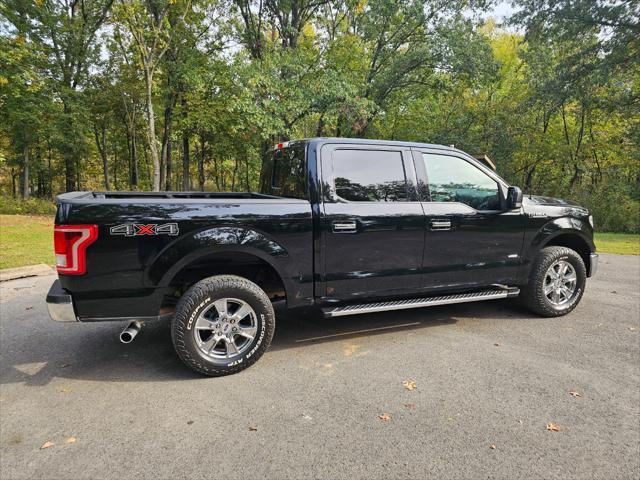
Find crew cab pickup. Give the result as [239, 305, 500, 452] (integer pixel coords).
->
[46, 138, 598, 376]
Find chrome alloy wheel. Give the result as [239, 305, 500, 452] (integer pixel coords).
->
[193, 298, 258, 359]
[543, 260, 577, 306]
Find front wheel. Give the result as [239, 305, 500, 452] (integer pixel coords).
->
[171, 275, 275, 376]
[520, 246, 587, 317]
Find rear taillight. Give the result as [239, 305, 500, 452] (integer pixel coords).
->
[54, 225, 98, 275]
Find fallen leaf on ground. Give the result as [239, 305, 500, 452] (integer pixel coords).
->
[402, 380, 417, 391]
[249, 426, 258, 431]
[343, 344, 359, 357]
[546, 422, 560, 432]
[60, 388, 72, 393]
[302, 413, 312, 420]
[403, 403, 416, 409]
[25, 306, 33, 310]
[66, 437, 76, 444]
[40, 441, 54, 449]
[490, 444, 496, 449]
[568, 390, 581, 397]
[61, 363, 71, 368]
[629, 327, 637, 331]
[379, 413, 391, 422]
[187, 420, 194, 425]
[494, 343, 500, 347]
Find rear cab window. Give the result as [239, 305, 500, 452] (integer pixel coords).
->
[332, 149, 408, 202]
[260, 143, 307, 199]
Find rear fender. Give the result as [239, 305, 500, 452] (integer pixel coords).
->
[147, 226, 289, 289]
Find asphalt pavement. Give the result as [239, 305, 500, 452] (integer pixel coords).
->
[1, 254, 639, 480]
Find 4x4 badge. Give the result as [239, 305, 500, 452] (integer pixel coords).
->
[110, 223, 179, 236]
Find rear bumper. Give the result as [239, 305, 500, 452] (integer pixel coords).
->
[46, 280, 78, 322]
[588, 253, 599, 277]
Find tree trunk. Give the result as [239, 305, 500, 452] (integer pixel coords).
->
[62, 102, 76, 192]
[198, 134, 205, 192]
[22, 145, 30, 199]
[131, 125, 139, 189]
[161, 92, 176, 191]
[181, 96, 190, 191]
[165, 141, 172, 191]
[47, 141, 53, 198]
[11, 167, 17, 199]
[94, 124, 110, 190]
[143, 67, 161, 191]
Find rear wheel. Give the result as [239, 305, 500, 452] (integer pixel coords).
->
[171, 275, 275, 376]
[521, 246, 587, 317]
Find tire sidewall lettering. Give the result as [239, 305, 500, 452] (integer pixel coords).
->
[246, 313, 267, 360]
[186, 298, 211, 330]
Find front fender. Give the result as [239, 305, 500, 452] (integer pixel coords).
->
[533, 217, 595, 251]
[147, 226, 290, 288]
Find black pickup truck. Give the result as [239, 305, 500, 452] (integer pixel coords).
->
[46, 138, 598, 376]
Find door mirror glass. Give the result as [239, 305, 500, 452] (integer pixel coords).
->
[507, 186, 523, 209]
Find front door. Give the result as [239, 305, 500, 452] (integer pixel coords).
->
[319, 144, 425, 303]
[413, 149, 526, 290]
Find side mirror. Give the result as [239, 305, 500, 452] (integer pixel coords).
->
[507, 186, 523, 209]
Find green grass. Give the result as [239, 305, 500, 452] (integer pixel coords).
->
[595, 233, 640, 256]
[0, 215, 54, 269]
[0, 215, 638, 270]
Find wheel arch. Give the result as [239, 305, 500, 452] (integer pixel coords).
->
[541, 233, 592, 270]
[146, 226, 292, 313]
[522, 217, 595, 283]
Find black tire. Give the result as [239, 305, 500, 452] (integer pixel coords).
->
[171, 275, 275, 376]
[520, 246, 587, 317]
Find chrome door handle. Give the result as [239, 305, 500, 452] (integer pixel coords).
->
[430, 220, 451, 231]
[332, 221, 357, 233]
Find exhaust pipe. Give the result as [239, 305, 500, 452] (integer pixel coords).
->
[120, 321, 142, 344]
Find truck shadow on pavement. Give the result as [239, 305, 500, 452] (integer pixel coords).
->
[1, 299, 531, 386]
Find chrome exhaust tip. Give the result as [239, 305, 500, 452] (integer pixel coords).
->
[120, 321, 142, 344]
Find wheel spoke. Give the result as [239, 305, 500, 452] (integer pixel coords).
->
[544, 282, 555, 295]
[213, 299, 228, 317]
[233, 303, 253, 322]
[195, 317, 216, 330]
[551, 289, 561, 304]
[237, 324, 257, 340]
[563, 272, 577, 283]
[225, 338, 239, 357]
[201, 335, 221, 353]
[561, 285, 573, 299]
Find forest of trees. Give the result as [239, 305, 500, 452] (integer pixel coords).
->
[0, 0, 638, 231]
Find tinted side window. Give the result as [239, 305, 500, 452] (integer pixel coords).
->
[269, 145, 306, 199]
[422, 153, 500, 210]
[333, 149, 407, 202]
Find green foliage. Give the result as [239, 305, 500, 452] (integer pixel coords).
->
[0, 0, 638, 231]
[0, 197, 56, 215]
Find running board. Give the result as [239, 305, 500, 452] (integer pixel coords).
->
[322, 288, 520, 318]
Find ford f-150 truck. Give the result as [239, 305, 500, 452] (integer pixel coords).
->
[46, 138, 598, 376]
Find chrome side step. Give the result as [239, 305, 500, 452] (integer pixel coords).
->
[323, 288, 520, 318]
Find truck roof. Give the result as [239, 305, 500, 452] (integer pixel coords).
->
[296, 137, 460, 152]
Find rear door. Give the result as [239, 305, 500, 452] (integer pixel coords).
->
[319, 144, 425, 303]
[413, 149, 525, 290]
